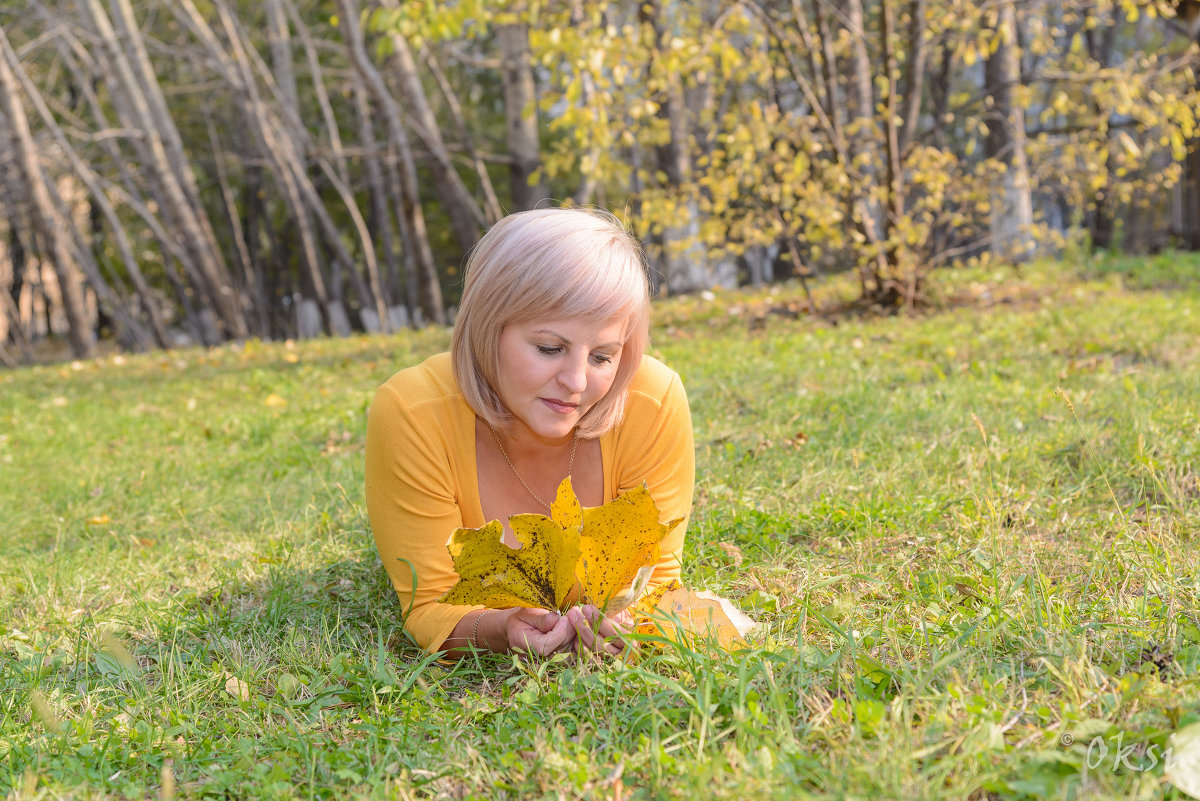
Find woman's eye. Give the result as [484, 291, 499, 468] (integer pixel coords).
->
[535, 345, 561, 355]
[591, 353, 613, 365]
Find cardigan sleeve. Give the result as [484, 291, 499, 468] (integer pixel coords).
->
[364, 381, 478, 652]
[614, 362, 696, 590]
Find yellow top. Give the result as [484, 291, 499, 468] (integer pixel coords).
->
[365, 352, 695, 652]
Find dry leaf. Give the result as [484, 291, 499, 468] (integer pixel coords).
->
[224, 673, 251, 702]
[638, 588, 758, 651]
[1167, 722, 1200, 799]
[440, 479, 677, 613]
[718, 541, 744, 566]
[579, 484, 683, 612]
[263, 393, 287, 407]
[441, 488, 582, 611]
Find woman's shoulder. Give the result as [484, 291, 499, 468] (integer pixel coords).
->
[377, 352, 457, 404]
[627, 354, 683, 404]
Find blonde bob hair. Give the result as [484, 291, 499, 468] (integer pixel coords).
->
[452, 208, 651, 438]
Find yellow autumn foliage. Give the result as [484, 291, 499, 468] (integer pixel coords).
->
[441, 478, 680, 613]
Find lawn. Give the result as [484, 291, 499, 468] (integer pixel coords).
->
[3, 255, 1200, 800]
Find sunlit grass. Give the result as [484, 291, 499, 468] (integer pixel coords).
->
[3, 258, 1199, 799]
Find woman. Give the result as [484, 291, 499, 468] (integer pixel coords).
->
[365, 208, 694, 657]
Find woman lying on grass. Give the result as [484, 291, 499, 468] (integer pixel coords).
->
[365, 208, 695, 658]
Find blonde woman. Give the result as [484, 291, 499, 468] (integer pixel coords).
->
[365, 208, 694, 657]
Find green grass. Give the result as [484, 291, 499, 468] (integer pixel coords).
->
[3, 257, 1200, 800]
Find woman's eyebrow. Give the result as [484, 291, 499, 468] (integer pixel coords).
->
[531, 329, 621, 349]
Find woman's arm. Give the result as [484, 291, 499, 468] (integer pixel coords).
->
[366, 378, 579, 656]
[618, 363, 696, 588]
[366, 380, 478, 651]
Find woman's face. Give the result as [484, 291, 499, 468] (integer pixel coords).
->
[495, 316, 625, 444]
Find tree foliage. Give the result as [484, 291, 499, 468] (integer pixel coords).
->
[0, 0, 1197, 358]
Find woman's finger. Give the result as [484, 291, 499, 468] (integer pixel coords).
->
[541, 614, 576, 654]
[568, 606, 630, 656]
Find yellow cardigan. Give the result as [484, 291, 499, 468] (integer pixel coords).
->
[365, 352, 695, 652]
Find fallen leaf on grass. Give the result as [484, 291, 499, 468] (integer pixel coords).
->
[224, 673, 251, 702]
[718, 541, 744, 566]
[1167, 722, 1200, 799]
[634, 583, 758, 650]
[263, 393, 287, 407]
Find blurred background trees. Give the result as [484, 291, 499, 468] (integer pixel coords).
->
[0, 0, 1197, 361]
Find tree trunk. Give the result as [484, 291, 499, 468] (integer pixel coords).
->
[497, 20, 550, 212]
[640, 0, 717, 294]
[376, 0, 485, 252]
[173, 0, 334, 334]
[79, 0, 246, 342]
[337, 0, 444, 325]
[265, 0, 297, 109]
[206, 116, 262, 338]
[1183, 144, 1200, 249]
[845, 0, 889, 298]
[1084, 7, 1119, 250]
[984, 2, 1035, 262]
[0, 30, 94, 357]
[569, 0, 603, 207]
[899, 0, 928, 154]
[352, 78, 401, 315]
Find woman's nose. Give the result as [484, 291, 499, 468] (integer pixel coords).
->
[557, 358, 587, 393]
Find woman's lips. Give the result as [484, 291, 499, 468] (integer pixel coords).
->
[541, 398, 578, 414]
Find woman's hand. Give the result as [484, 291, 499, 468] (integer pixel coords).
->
[504, 607, 577, 656]
[567, 605, 633, 658]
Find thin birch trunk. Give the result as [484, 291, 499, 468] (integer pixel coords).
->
[338, 0, 444, 325]
[898, 0, 928, 154]
[984, 1, 1035, 262]
[352, 76, 401, 314]
[846, 0, 888, 296]
[205, 116, 263, 338]
[496, 19, 550, 212]
[265, 0, 297, 109]
[422, 47, 503, 224]
[78, 0, 245, 341]
[374, 0, 485, 252]
[0, 30, 93, 357]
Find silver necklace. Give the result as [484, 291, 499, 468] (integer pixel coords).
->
[487, 424, 578, 511]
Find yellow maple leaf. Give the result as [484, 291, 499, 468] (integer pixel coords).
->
[439, 479, 757, 651]
[550, 476, 582, 530]
[441, 490, 582, 611]
[441, 478, 676, 613]
[579, 484, 683, 613]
